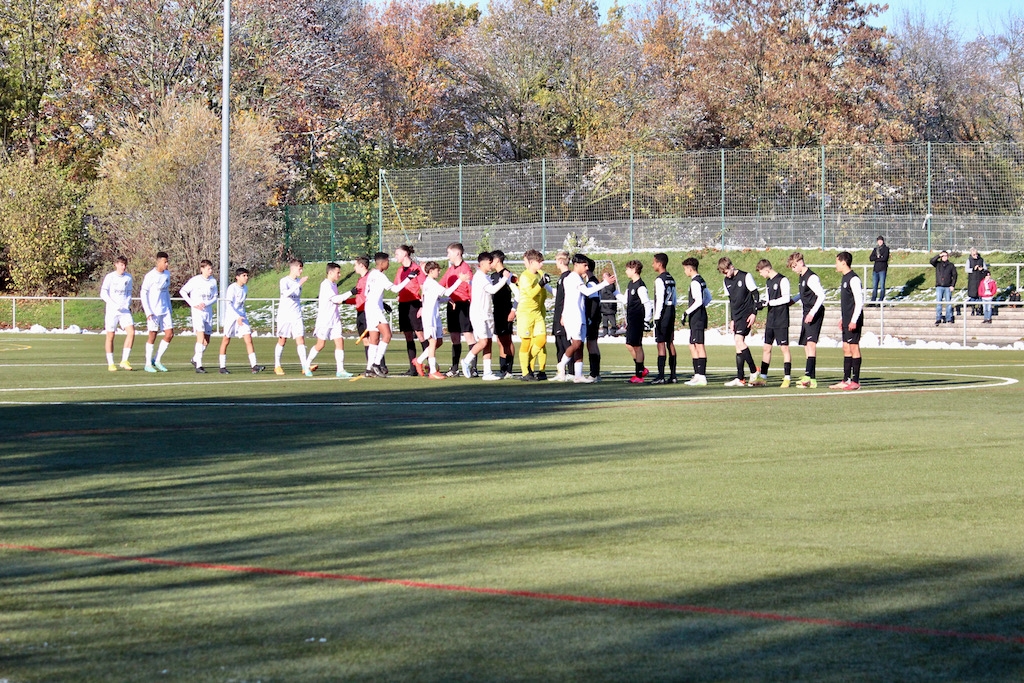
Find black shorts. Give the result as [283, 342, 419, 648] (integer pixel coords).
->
[732, 319, 752, 337]
[688, 326, 705, 345]
[654, 309, 675, 343]
[764, 325, 789, 346]
[446, 300, 471, 335]
[624, 317, 644, 347]
[398, 301, 423, 333]
[799, 315, 824, 345]
[356, 310, 367, 336]
[842, 317, 863, 344]
[493, 307, 514, 337]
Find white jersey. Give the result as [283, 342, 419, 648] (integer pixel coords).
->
[420, 277, 462, 339]
[561, 271, 610, 331]
[364, 268, 409, 316]
[100, 271, 133, 314]
[179, 275, 218, 311]
[278, 276, 304, 319]
[469, 269, 508, 320]
[315, 278, 342, 333]
[140, 268, 171, 317]
[225, 282, 248, 322]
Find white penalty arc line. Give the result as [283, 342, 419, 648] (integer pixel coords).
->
[0, 372, 1015, 408]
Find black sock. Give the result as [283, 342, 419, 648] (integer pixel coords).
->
[406, 339, 417, 361]
[658, 355, 666, 377]
[807, 356, 816, 378]
[853, 357, 862, 383]
[743, 348, 756, 373]
[590, 353, 600, 377]
[669, 354, 677, 377]
[693, 358, 699, 374]
[784, 362, 792, 376]
[421, 340, 429, 353]
[635, 361, 644, 377]
[470, 356, 478, 373]
[760, 361, 770, 376]
[844, 356, 853, 381]
[698, 358, 707, 375]
[736, 353, 745, 379]
[452, 342, 462, 366]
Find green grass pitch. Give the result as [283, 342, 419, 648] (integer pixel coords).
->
[2, 335, 1024, 681]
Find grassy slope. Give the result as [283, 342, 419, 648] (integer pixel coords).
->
[1, 337, 1024, 680]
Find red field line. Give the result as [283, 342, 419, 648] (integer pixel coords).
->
[3, 542, 1022, 646]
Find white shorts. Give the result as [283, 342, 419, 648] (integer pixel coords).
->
[192, 309, 213, 335]
[104, 310, 134, 333]
[424, 314, 443, 340]
[365, 306, 388, 330]
[147, 311, 173, 333]
[224, 318, 252, 339]
[565, 319, 586, 341]
[471, 314, 494, 339]
[314, 320, 343, 341]
[276, 313, 304, 339]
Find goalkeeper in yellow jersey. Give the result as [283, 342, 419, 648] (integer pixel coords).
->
[517, 249, 553, 381]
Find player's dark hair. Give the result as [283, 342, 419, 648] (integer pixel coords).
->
[653, 253, 668, 268]
[836, 251, 853, 267]
[327, 262, 341, 274]
[877, 235, 885, 242]
[756, 259, 772, 271]
[235, 267, 249, 277]
[374, 252, 390, 264]
[586, 257, 596, 272]
[354, 256, 370, 269]
[491, 250, 505, 263]
[423, 261, 440, 273]
[524, 249, 543, 262]
[397, 244, 414, 256]
[200, 259, 213, 268]
[289, 257, 303, 267]
[447, 242, 464, 255]
[156, 251, 169, 260]
[115, 255, 128, 266]
[477, 251, 492, 263]
[571, 253, 589, 265]
[626, 259, 643, 273]
[682, 257, 699, 270]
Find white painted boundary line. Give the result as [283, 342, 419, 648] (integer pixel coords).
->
[0, 371, 1015, 407]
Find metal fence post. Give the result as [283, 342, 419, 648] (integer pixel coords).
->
[927, 142, 933, 251]
[541, 159, 547, 254]
[458, 164, 464, 243]
[60, 299, 65, 330]
[720, 148, 725, 250]
[283, 205, 291, 256]
[629, 154, 635, 251]
[329, 203, 336, 261]
[820, 145, 826, 250]
[377, 171, 384, 251]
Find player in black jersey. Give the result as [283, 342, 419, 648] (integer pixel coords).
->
[681, 258, 709, 385]
[584, 257, 604, 380]
[615, 260, 653, 383]
[754, 259, 793, 387]
[650, 253, 678, 384]
[833, 251, 864, 390]
[718, 257, 759, 387]
[490, 250, 518, 379]
[551, 251, 572, 369]
[787, 252, 826, 389]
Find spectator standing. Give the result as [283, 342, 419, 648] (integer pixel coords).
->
[929, 250, 958, 325]
[868, 236, 889, 301]
[965, 247, 986, 316]
[979, 270, 997, 323]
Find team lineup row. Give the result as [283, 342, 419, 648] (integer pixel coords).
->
[98, 245, 866, 389]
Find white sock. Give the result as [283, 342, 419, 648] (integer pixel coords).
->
[296, 344, 308, 370]
[194, 342, 205, 366]
[574, 361, 583, 379]
[335, 348, 345, 371]
[274, 344, 284, 367]
[428, 357, 437, 373]
[416, 349, 429, 364]
[366, 344, 377, 369]
[484, 359, 492, 375]
[106, 352, 114, 365]
[558, 354, 569, 370]
[248, 352, 257, 367]
[219, 354, 227, 368]
[307, 347, 319, 364]
[145, 343, 154, 365]
[156, 340, 170, 363]
[375, 341, 389, 366]
[121, 347, 131, 363]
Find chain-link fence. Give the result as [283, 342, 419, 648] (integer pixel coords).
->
[378, 143, 1024, 257]
[282, 202, 378, 261]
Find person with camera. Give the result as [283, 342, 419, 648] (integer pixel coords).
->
[868, 236, 890, 301]
[929, 250, 958, 325]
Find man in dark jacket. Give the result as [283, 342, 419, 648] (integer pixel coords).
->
[868, 236, 890, 301]
[930, 250, 958, 325]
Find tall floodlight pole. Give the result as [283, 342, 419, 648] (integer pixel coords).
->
[218, 0, 231, 332]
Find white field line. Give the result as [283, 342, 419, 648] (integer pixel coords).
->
[0, 371, 1015, 407]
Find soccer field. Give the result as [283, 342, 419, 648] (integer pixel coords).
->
[2, 335, 1023, 681]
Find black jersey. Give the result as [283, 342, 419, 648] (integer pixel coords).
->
[625, 278, 648, 322]
[764, 273, 790, 329]
[723, 270, 758, 322]
[687, 274, 708, 327]
[799, 268, 824, 320]
[585, 273, 602, 325]
[656, 272, 676, 317]
[552, 271, 570, 334]
[490, 270, 514, 318]
[840, 270, 863, 325]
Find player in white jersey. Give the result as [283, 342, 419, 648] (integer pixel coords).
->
[140, 251, 173, 372]
[344, 253, 416, 377]
[274, 258, 310, 375]
[217, 267, 265, 374]
[460, 252, 510, 381]
[179, 259, 218, 373]
[306, 262, 353, 378]
[556, 253, 614, 383]
[412, 261, 470, 378]
[100, 255, 135, 371]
